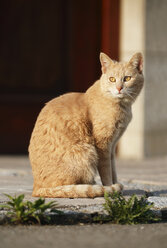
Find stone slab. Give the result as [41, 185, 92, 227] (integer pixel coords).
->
[147, 197, 167, 209]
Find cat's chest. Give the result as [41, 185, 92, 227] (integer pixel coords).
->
[108, 111, 131, 136]
[104, 106, 131, 127]
[111, 113, 131, 142]
[93, 106, 132, 146]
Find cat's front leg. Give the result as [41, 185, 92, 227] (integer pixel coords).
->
[111, 152, 117, 184]
[110, 149, 124, 190]
[98, 150, 121, 186]
[98, 153, 112, 186]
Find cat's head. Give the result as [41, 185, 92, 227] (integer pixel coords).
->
[100, 52, 144, 103]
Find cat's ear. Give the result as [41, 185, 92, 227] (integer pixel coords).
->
[100, 52, 113, 74]
[129, 53, 143, 74]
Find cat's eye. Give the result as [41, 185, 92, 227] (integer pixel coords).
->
[124, 76, 131, 82]
[109, 77, 116, 83]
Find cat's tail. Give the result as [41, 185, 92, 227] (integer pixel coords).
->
[32, 184, 123, 198]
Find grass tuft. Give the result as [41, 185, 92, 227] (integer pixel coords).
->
[0, 194, 61, 225]
[95, 192, 160, 224]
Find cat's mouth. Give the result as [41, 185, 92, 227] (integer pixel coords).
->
[112, 90, 124, 99]
[106, 88, 134, 100]
[113, 89, 134, 100]
[106, 90, 124, 99]
[112, 91, 133, 101]
[116, 93, 124, 98]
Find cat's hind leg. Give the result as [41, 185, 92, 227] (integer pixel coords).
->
[31, 143, 123, 198]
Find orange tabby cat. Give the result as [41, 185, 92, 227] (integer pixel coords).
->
[29, 52, 144, 198]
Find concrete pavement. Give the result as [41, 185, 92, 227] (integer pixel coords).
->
[1, 223, 167, 248]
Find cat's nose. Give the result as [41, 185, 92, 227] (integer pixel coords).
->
[116, 85, 123, 93]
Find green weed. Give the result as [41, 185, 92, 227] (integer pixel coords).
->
[95, 192, 160, 224]
[0, 194, 61, 224]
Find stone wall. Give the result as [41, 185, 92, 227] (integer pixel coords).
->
[119, 0, 167, 158]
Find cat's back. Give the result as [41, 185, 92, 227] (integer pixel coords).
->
[36, 92, 87, 122]
[47, 92, 86, 115]
[29, 92, 90, 148]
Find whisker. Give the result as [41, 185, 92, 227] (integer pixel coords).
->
[125, 91, 135, 101]
[126, 89, 138, 95]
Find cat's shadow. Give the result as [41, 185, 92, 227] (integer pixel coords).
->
[123, 189, 167, 197]
[123, 189, 145, 196]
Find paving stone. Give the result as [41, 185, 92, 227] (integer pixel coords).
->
[147, 197, 167, 209]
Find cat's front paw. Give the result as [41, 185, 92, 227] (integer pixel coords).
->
[112, 183, 124, 192]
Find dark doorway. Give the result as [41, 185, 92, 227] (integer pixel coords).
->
[0, 0, 120, 154]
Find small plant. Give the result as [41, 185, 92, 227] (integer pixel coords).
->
[95, 192, 160, 224]
[0, 194, 61, 225]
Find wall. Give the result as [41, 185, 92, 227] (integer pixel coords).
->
[119, 0, 167, 158]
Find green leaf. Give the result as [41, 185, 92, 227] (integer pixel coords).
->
[4, 194, 15, 201]
[2, 194, 60, 225]
[0, 204, 13, 209]
[16, 194, 25, 204]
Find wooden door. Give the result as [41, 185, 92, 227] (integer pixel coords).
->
[0, 0, 119, 154]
